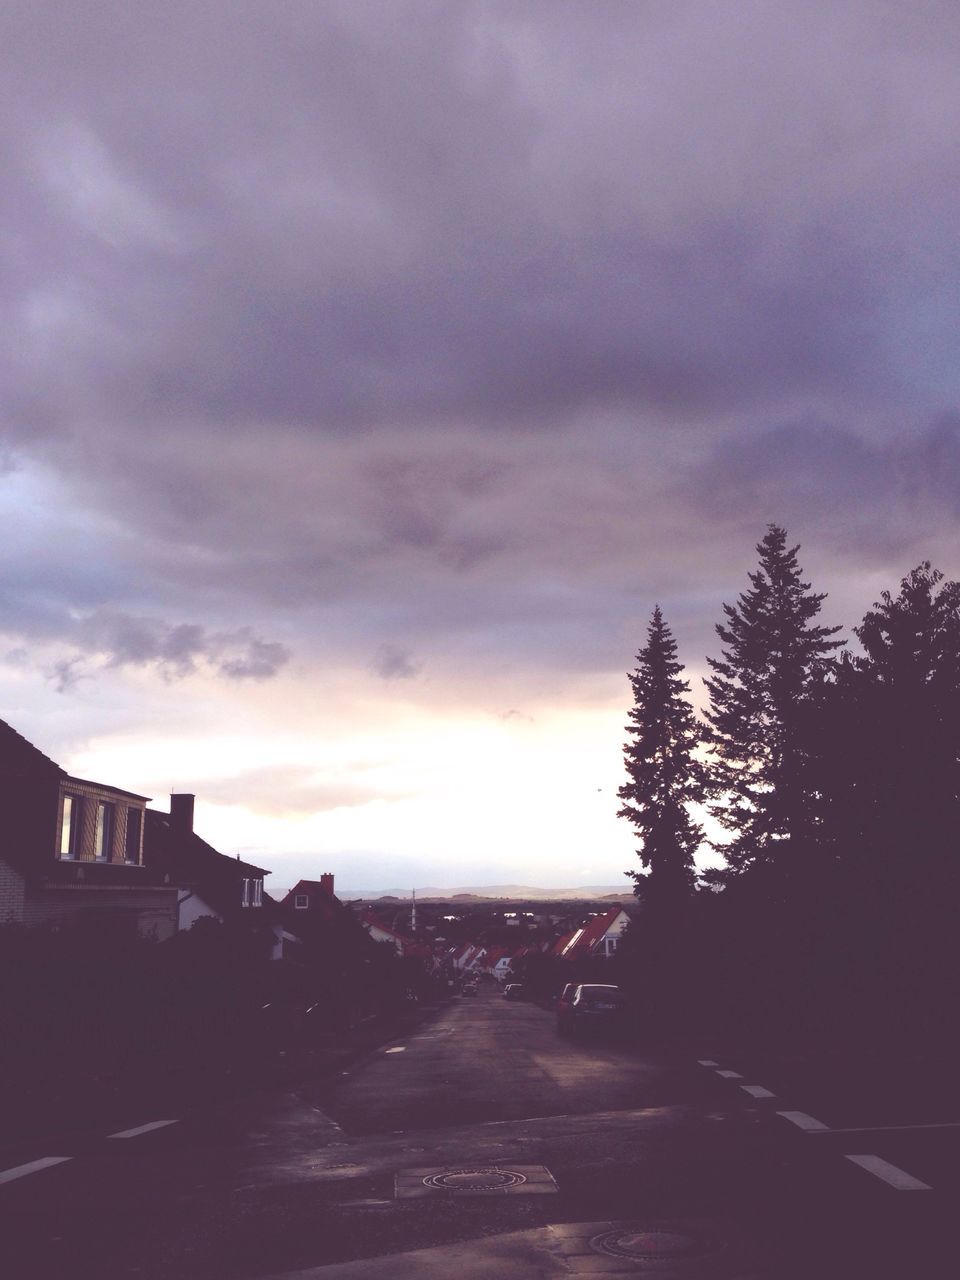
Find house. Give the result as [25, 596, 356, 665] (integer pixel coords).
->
[551, 906, 632, 962]
[277, 874, 375, 962]
[143, 793, 274, 933]
[358, 907, 432, 959]
[0, 717, 178, 937]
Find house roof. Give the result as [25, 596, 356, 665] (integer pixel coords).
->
[0, 717, 65, 779]
[553, 906, 629, 961]
[65, 774, 151, 802]
[144, 809, 270, 919]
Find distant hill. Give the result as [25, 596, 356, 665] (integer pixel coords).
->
[338, 883, 635, 902]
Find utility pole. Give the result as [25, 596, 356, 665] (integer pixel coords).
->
[411, 888, 417, 933]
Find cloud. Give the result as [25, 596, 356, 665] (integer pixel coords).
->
[30, 610, 290, 690]
[181, 765, 401, 819]
[373, 644, 422, 681]
[685, 414, 960, 561]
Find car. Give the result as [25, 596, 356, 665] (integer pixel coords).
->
[556, 983, 625, 1037]
[554, 982, 578, 1032]
[502, 983, 525, 1000]
[461, 978, 479, 996]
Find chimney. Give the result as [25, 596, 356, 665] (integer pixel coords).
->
[170, 793, 195, 832]
[320, 873, 334, 896]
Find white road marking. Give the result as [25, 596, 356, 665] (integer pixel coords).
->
[0, 1156, 72, 1185]
[715, 1069, 743, 1079]
[777, 1110, 831, 1132]
[385, 1046, 406, 1054]
[740, 1084, 777, 1099]
[697, 1059, 719, 1067]
[108, 1119, 180, 1139]
[845, 1154, 932, 1191]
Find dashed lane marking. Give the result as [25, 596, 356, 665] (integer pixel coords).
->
[777, 1110, 831, 1132]
[844, 1154, 932, 1191]
[715, 1069, 743, 1079]
[0, 1156, 72, 1185]
[108, 1120, 180, 1139]
[697, 1059, 719, 1067]
[740, 1084, 777, 1099]
[385, 1047, 406, 1054]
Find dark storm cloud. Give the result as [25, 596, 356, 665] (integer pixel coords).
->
[4, 3, 960, 686]
[373, 644, 422, 681]
[687, 415, 960, 560]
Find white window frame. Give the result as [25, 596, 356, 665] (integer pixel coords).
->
[294, 893, 309, 909]
[242, 878, 263, 908]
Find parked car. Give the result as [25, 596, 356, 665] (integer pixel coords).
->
[556, 983, 625, 1037]
[554, 982, 578, 1030]
[503, 983, 525, 1000]
[462, 977, 479, 996]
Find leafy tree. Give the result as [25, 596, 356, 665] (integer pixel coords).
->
[618, 606, 704, 903]
[704, 525, 843, 878]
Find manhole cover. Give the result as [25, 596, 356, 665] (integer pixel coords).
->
[591, 1226, 722, 1262]
[422, 1167, 527, 1192]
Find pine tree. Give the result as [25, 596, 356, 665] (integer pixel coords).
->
[853, 563, 960, 869]
[618, 606, 704, 902]
[704, 525, 843, 877]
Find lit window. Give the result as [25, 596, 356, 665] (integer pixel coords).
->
[59, 795, 81, 859]
[94, 802, 115, 860]
[294, 893, 309, 909]
[124, 808, 143, 863]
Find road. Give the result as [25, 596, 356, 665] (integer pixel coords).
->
[0, 984, 956, 1277]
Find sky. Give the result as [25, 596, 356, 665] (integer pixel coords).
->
[4, 1, 960, 892]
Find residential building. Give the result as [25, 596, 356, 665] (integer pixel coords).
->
[0, 717, 177, 937]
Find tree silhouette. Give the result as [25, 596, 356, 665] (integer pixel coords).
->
[854, 562, 960, 877]
[618, 606, 704, 903]
[704, 526, 843, 879]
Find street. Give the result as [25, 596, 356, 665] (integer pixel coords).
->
[1, 984, 956, 1277]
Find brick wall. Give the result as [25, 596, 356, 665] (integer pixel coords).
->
[22, 887, 178, 940]
[0, 857, 25, 923]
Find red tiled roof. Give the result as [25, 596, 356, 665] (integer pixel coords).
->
[554, 906, 629, 961]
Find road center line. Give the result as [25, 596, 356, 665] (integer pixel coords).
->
[715, 1069, 743, 1079]
[0, 1156, 72, 1185]
[108, 1120, 180, 1139]
[740, 1084, 777, 1099]
[776, 1110, 831, 1131]
[697, 1059, 719, 1067]
[844, 1154, 932, 1191]
[385, 1047, 406, 1054]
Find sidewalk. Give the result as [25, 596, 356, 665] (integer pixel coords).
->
[267, 1220, 760, 1279]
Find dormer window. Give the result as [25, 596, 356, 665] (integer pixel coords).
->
[294, 893, 309, 909]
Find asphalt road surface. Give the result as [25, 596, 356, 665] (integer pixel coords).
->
[1, 984, 956, 1277]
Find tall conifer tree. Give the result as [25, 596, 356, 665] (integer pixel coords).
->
[853, 563, 960, 870]
[704, 526, 843, 877]
[618, 606, 704, 901]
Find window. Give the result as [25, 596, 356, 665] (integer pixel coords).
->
[59, 795, 81, 860]
[294, 893, 309, 909]
[124, 808, 143, 863]
[242, 878, 263, 908]
[94, 801, 115, 860]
